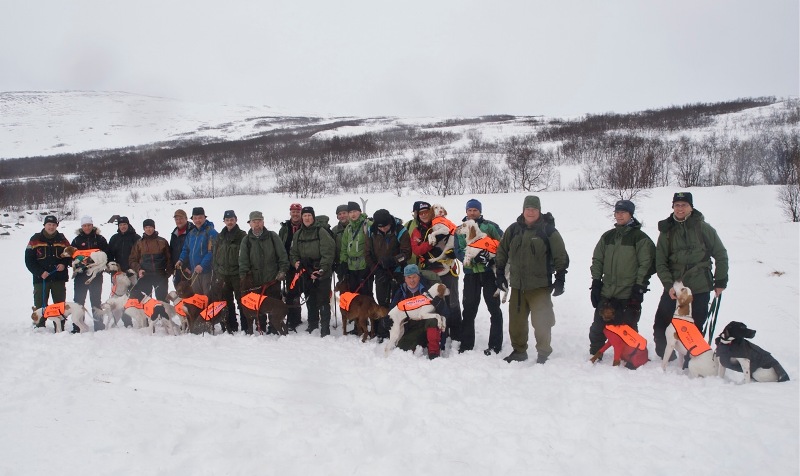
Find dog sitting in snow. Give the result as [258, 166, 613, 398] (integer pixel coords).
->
[661, 282, 718, 378]
[715, 321, 790, 383]
[425, 204, 457, 265]
[590, 301, 649, 369]
[455, 219, 509, 302]
[31, 302, 90, 333]
[62, 246, 108, 284]
[384, 282, 449, 355]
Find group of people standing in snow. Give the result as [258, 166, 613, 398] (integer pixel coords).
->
[25, 191, 727, 364]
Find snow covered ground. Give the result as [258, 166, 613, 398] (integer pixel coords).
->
[1, 185, 797, 475]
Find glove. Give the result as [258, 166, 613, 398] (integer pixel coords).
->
[590, 279, 603, 308]
[473, 250, 490, 266]
[495, 268, 508, 291]
[630, 283, 648, 304]
[380, 256, 397, 269]
[551, 271, 566, 297]
[275, 271, 286, 281]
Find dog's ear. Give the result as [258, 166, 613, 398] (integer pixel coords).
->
[468, 225, 477, 242]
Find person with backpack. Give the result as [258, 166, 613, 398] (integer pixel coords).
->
[455, 199, 504, 355]
[331, 204, 349, 280]
[212, 210, 247, 333]
[495, 195, 569, 364]
[175, 207, 218, 295]
[652, 192, 728, 359]
[588, 200, 656, 357]
[365, 208, 411, 339]
[338, 201, 374, 296]
[279, 203, 304, 331]
[290, 206, 336, 337]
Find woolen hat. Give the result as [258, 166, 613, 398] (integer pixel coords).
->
[117, 216, 130, 225]
[413, 201, 431, 213]
[614, 200, 635, 215]
[191, 207, 205, 217]
[523, 195, 541, 210]
[403, 264, 420, 277]
[672, 192, 693, 207]
[43, 215, 58, 225]
[466, 198, 482, 212]
[143, 218, 155, 228]
[335, 204, 349, 214]
[223, 210, 236, 219]
[301, 206, 315, 218]
[174, 209, 187, 219]
[347, 201, 361, 212]
[80, 216, 93, 226]
[289, 203, 302, 211]
[248, 211, 264, 223]
[373, 209, 393, 227]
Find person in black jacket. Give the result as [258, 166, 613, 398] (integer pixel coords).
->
[108, 216, 141, 272]
[71, 215, 110, 331]
[25, 215, 71, 327]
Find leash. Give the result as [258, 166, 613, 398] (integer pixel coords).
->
[702, 294, 722, 345]
[352, 262, 381, 294]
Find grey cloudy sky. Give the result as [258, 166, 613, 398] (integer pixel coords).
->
[1, 0, 797, 117]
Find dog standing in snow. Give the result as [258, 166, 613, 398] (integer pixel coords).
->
[31, 302, 90, 333]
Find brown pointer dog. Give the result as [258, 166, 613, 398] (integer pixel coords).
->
[334, 280, 389, 342]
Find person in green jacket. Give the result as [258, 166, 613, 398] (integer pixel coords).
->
[239, 210, 289, 334]
[588, 200, 656, 355]
[290, 207, 336, 336]
[331, 204, 348, 280]
[213, 210, 247, 333]
[338, 201, 373, 296]
[652, 192, 728, 358]
[495, 195, 569, 364]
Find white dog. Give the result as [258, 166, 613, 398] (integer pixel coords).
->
[425, 204, 457, 266]
[455, 219, 509, 302]
[122, 289, 180, 335]
[31, 302, 90, 333]
[62, 246, 108, 284]
[384, 282, 449, 355]
[94, 262, 136, 328]
[661, 282, 718, 378]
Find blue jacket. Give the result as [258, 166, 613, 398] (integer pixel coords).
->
[179, 219, 218, 274]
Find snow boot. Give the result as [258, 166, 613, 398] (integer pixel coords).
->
[427, 327, 441, 360]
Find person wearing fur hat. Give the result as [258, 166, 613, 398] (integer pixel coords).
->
[70, 215, 110, 331]
[588, 200, 655, 357]
[108, 216, 141, 276]
[25, 215, 71, 328]
[495, 195, 569, 364]
[652, 192, 728, 359]
[129, 219, 171, 301]
[175, 207, 218, 295]
[454, 199, 505, 355]
[279, 203, 304, 330]
[338, 201, 374, 296]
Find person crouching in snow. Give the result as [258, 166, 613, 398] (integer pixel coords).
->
[390, 264, 449, 359]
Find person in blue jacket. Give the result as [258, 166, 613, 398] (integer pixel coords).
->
[175, 207, 218, 294]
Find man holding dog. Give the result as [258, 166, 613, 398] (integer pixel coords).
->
[588, 200, 655, 356]
[175, 207, 218, 295]
[495, 196, 569, 364]
[390, 264, 448, 359]
[652, 192, 728, 359]
[70, 215, 110, 332]
[239, 211, 289, 333]
[129, 218, 171, 301]
[280, 203, 304, 331]
[25, 215, 71, 325]
[455, 199, 504, 355]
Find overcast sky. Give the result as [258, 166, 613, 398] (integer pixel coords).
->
[1, 1, 797, 118]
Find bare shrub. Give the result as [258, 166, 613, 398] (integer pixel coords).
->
[504, 135, 555, 192]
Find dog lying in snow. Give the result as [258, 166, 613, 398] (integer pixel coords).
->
[661, 282, 718, 378]
[455, 219, 509, 302]
[384, 282, 449, 355]
[425, 204, 457, 265]
[590, 301, 649, 369]
[31, 302, 90, 333]
[62, 246, 108, 284]
[715, 321, 790, 383]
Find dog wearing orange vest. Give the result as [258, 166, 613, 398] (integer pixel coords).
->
[590, 302, 649, 369]
[662, 281, 718, 378]
[384, 282, 449, 356]
[425, 204, 457, 265]
[240, 290, 289, 336]
[334, 280, 389, 342]
[31, 302, 90, 333]
[455, 219, 509, 302]
[61, 246, 108, 285]
[93, 261, 137, 328]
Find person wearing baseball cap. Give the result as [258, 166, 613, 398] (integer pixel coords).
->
[70, 214, 110, 331]
[587, 199, 655, 357]
[175, 206, 218, 295]
[25, 215, 71, 326]
[129, 218, 171, 301]
[212, 210, 247, 333]
[170, 209, 194, 286]
[652, 192, 728, 359]
[279, 203, 304, 330]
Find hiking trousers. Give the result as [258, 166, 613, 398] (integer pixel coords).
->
[508, 287, 555, 357]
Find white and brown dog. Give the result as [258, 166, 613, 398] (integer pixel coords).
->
[93, 261, 136, 328]
[62, 246, 108, 284]
[426, 204, 457, 266]
[661, 282, 718, 378]
[31, 302, 90, 333]
[715, 321, 790, 383]
[384, 282, 449, 355]
[455, 219, 509, 302]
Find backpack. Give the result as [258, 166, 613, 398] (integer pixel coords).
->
[505, 213, 569, 284]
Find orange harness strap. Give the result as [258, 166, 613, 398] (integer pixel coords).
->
[110, 272, 124, 296]
[672, 318, 712, 356]
[339, 292, 358, 311]
[397, 295, 432, 311]
[43, 302, 66, 318]
[605, 324, 647, 351]
[200, 301, 227, 321]
[241, 292, 267, 311]
[182, 294, 209, 310]
[124, 299, 144, 310]
[467, 236, 499, 254]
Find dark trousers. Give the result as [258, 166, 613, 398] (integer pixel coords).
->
[74, 275, 105, 331]
[652, 289, 710, 358]
[461, 271, 503, 352]
[136, 273, 168, 301]
[440, 272, 462, 341]
[33, 281, 66, 309]
[588, 298, 642, 354]
[303, 276, 332, 334]
[218, 274, 244, 332]
[284, 269, 302, 329]
[345, 268, 374, 296]
[374, 271, 401, 338]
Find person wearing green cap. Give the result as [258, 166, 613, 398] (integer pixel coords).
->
[213, 210, 247, 333]
[495, 195, 569, 364]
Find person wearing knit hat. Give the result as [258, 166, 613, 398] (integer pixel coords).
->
[129, 215, 171, 302]
[331, 205, 350, 281]
[170, 209, 193, 287]
[347, 201, 361, 212]
[587, 199, 655, 357]
[651, 191, 728, 359]
[495, 194, 569, 364]
[279, 203, 305, 330]
[175, 203, 218, 295]
[70, 212, 109, 332]
[289, 203, 336, 337]
[108, 215, 140, 277]
[457, 198, 504, 355]
[212, 207, 247, 333]
[339, 199, 373, 300]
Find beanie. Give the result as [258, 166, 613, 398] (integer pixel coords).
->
[117, 216, 130, 225]
[403, 264, 420, 277]
[523, 196, 541, 210]
[43, 215, 58, 225]
[347, 201, 361, 212]
[301, 206, 315, 219]
[614, 200, 635, 215]
[466, 199, 482, 212]
[142, 218, 155, 228]
[335, 204, 349, 214]
[80, 216, 93, 226]
[672, 192, 693, 207]
[373, 209, 393, 227]
[290, 203, 303, 212]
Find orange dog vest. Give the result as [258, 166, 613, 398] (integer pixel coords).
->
[467, 236, 499, 254]
[200, 301, 227, 321]
[339, 292, 358, 311]
[432, 216, 457, 234]
[605, 324, 647, 351]
[241, 292, 267, 311]
[43, 302, 66, 318]
[173, 299, 187, 317]
[182, 294, 209, 310]
[125, 299, 144, 310]
[672, 318, 711, 356]
[72, 248, 100, 259]
[397, 295, 432, 311]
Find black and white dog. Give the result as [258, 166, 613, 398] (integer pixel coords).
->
[715, 321, 790, 383]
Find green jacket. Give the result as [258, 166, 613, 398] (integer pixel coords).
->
[455, 216, 503, 274]
[238, 228, 289, 286]
[655, 208, 728, 293]
[340, 213, 371, 271]
[496, 213, 568, 291]
[331, 220, 347, 267]
[290, 220, 336, 277]
[590, 218, 655, 300]
[213, 225, 247, 276]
